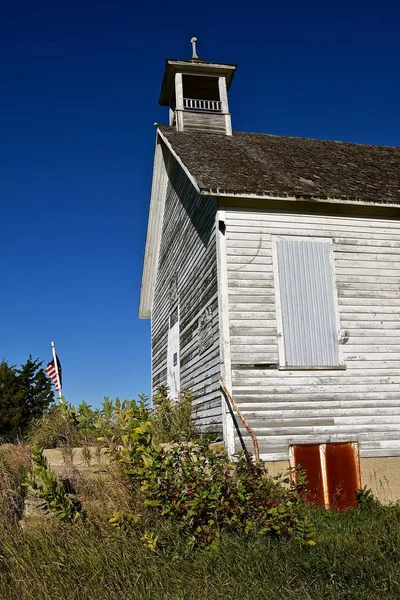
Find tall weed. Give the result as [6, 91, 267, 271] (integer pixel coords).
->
[1, 394, 398, 599]
[0, 504, 400, 599]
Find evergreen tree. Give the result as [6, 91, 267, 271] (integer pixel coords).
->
[17, 356, 55, 426]
[0, 360, 23, 439]
[0, 356, 54, 440]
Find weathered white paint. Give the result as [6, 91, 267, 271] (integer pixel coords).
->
[216, 210, 235, 457]
[180, 110, 228, 134]
[150, 146, 222, 429]
[167, 65, 232, 135]
[218, 76, 232, 135]
[175, 72, 184, 110]
[224, 207, 400, 460]
[139, 136, 169, 319]
[167, 316, 180, 399]
[218, 77, 229, 113]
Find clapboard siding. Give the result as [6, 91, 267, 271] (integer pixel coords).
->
[151, 146, 222, 431]
[181, 111, 227, 135]
[225, 208, 400, 459]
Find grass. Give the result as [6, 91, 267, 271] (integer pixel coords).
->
[0, 395, 399, 600]
[0, 503, 399, 600]
[0, 448, 399, 600]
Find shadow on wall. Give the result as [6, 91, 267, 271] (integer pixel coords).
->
[162, 143, 216, 248]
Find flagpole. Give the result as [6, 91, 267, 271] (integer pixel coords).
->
[51, 341, 62, 401]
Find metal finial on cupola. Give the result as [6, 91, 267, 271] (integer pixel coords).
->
[190, 37, 199, 60]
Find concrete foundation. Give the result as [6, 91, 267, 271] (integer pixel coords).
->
[43, 447, 109, 477]
[263, 457, 400, 505]
[360, 457, 400, 504]
[42, 449, 400, 504]
[263, 460, 290, 479]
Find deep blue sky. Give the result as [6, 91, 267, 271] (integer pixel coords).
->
[1, 1, 399, 406]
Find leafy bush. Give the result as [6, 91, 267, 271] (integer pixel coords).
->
[30, 396, 150, 449]
[25, 444, 82, 522]
[1, 393, 400, 598]
[1, 502, 400, 600]
[29, 403, 84, 448]
[151, 387, 198, 443]
[29, 393, 313, 550]
[114, 405, 313, 549]
[357, 485, 376, 511]
[30, 391, 198, 450]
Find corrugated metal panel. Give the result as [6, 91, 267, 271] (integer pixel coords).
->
[276, 239, 339, 366]
[325, 442, 360, 510]
[291, 444, 325, 506]
[290, 442, 360, 511]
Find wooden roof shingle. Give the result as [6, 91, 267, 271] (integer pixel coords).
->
[159, 125, 400, 205]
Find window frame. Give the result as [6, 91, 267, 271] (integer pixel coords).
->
[272, 235, 345, 370]
[167, 303, 180, 399]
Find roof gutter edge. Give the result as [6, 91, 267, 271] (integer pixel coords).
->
[199, 189, 400, 208]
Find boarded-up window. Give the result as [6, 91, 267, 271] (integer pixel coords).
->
[290, 442, 360, 510]
[275, 239, 340, 367]
[167, 305, 180, 399]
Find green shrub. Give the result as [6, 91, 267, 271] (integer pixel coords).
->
[29, 396, 150, 449]
[151, 387, 198, 443]
[1, 502, 400, 600]
[27, 393, 314, 550]
[25, 444, 82, 522]
[29, 403, 83, 448]
[1, 391, 400, 598]
[357, 485, 376, 511]
[114, 402, 313, 550]
[30, 390, 195, 450]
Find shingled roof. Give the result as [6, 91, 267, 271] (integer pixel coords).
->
[159, 125, 400, 205]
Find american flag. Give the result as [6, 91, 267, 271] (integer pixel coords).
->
[45, 355, 62, 391]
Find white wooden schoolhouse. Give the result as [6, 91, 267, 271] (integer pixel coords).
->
[139, 39, 400, 505]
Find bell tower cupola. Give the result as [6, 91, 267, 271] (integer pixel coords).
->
[159, 38, 236, 135]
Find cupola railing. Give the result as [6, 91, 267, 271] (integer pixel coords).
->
[183, 98, 222, 112]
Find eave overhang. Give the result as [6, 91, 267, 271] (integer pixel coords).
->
[138, 132, 168, 319]
[198, 188, 400, 208]
[159, 59, 237, 106]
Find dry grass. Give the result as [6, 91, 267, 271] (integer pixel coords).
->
[68, 462, 136, 523]
[0, 505, 400, 600]
[0, 442, 31, 473]
[0, 443, 31, 521]
[0, 442, 400, 599]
